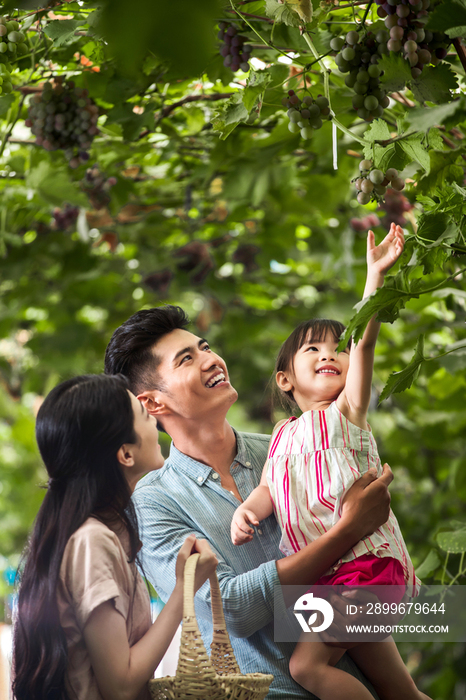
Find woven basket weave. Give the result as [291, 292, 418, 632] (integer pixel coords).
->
[149, 553, 273, 700]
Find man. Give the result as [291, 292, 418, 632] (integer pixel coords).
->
[105, 305, 393, 699]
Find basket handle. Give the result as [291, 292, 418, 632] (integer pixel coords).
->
[181, 553, 240, 675]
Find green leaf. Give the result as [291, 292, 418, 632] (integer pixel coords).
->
[0, 94, 15, 117]
[417, 212, 451, 241]
[379, 53, 412, 93]
[379, 334, 425, 402]
[43, 20, 85, 47]
[410, 64, 459, 105]
[416, 549, 442, 579]
[405, 101, 462, 132]
[212, 94, 249, 139]
[363, 118, 392, 143]
[398, 133, 430, 171]
[266, 0, 302, 26]
[243, 69, 272, 112]
[428, 128, 447, 151]
[26, 162, 87, 208]
[426, 0, 466, 34]
[437, 530, 466, 554]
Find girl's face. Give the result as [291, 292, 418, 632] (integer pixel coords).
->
[277, 329, 350, 411]
[127, 391, 165, 479]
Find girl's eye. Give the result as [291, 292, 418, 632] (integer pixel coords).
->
[306, 345, 318, 352]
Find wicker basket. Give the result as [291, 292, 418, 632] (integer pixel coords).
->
[149, 553, 274, 700]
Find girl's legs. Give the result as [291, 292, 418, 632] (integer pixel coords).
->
[348, 637, 432, 700]
[289, 635, 375, 700]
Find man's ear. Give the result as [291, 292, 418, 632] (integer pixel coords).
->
[137, 390, 167, 417]
[276, 371, 294, 393]
[117, 444, 135, 468]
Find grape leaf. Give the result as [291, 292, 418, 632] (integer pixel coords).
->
[404, 101, 461, 132]
[437, 530, 466, 554]
[212, 94, 249, 139]
[410, 64, 459, 105]
[417, 149, 466, 193]
[43, 20, 85, 47]
[426, 0, 466, 34]
[379, 334, 425, 402]
[0, 94, 16, 117]
[266, 0, 302, 26]
[339, 284, 412, 349]
[379, 53, 412, 93]
[399, 133, 430, 172]
[363, 118, 392, 143]
[416, 212, 450, 242]
[287, 0, 313, 23]
[243, 70, 272, 112]
[415, 549, 441, 579]
[428, 128, 447, 151]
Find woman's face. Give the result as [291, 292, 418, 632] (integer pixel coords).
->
[128, 391, 165, 477]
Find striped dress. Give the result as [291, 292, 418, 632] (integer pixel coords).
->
[266, 401, 419, 597]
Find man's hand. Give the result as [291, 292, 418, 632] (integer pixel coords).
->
[231, 507, 260, 545]
[367, 223, 404, 278]
[341, 463, 393, 541]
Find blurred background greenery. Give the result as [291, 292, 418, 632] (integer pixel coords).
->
[0, 0, 466, 696]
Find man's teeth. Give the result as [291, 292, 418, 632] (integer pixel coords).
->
[206, 372, 225, 387]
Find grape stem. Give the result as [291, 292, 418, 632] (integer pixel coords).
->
[301, 30, 369, 146]
[453, 38, 466, 74]
[228, 0, 291, 59]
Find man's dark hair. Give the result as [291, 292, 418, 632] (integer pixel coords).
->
[104, 305, 190, 396]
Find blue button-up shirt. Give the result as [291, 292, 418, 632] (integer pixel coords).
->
[133, 430, 378, 699]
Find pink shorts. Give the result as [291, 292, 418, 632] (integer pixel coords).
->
[314, 554, 406, 604]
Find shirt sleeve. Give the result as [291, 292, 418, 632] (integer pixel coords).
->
[60, 525, 132, 630]
[133, 490, 288, 639]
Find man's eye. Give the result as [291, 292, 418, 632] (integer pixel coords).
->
[202, 344, 211, 351]
[180, 355, 191, 364]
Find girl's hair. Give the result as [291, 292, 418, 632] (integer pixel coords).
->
[13, 374, 140, 700]
[274, 318, 349, 413]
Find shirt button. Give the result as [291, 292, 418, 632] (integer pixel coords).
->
[212, 473, 219, 480]
[257, 529, 263, 535]
[197, 476, 203, 483]
[245, 461, 251, 466]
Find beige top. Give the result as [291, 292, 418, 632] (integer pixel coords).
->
[57, 517, 151, 700]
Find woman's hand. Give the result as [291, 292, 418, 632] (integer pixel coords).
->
[367, 223, 404, 278]
[174, 534, 218, 590]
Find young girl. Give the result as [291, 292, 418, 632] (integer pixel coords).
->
[231, 224, 429, 700]
[13, 373, 217, 700]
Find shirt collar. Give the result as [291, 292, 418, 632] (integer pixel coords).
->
[168, 428, 253, 486]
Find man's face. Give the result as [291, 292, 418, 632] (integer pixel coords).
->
[145, 329, 238, 421]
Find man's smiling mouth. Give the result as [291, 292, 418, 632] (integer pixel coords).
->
[206, 371, 226, 387]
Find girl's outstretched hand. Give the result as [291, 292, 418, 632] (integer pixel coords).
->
[367, 222, 404, 277]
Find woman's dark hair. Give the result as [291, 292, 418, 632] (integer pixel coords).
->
[274, 318, 349, 413]
[13, 374, 140, 700]
[104, 305, 190, 397]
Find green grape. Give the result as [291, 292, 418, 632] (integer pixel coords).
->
[361, 179, 374, 194]
[359, 159, 373, 172]
[289, 110, 301, 123]
[346, 31, 359, 45]
[369, 169, 384, 184]
[330, 36, 345, 51]
[288, 121, 301, 133]
[357, 192, 372, 205]
[385, 168, 398, 181]
[301, 126, 314, 139]
[315, 96, 329, 109]
[342, 47, 356, 61]
[364, 95, 378, 111]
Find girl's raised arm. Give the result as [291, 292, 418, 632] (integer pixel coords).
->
[339, 223, 404, 425]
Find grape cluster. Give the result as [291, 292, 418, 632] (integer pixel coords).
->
[52, 204, 79, 231]
[0, 17, 27, 94]
[282, 89, 330, 139]
[81, 165, 117, 209]
[218, 22, 252, 72]
[354, 159, 405, 204]
[350, 213, 381, 231]
[375, 0, 450, 78]
[331, 31, 390, 121]
[26, 78, 99, 167]
[378, 188, 414, 227]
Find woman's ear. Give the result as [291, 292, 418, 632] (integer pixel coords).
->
[117, 445, 135, 468]
[276, 371, 294, 393]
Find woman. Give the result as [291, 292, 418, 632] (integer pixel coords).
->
[13, 374, 217, 700]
